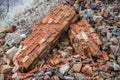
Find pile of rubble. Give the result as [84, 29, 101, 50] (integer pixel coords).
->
[0, 0, 120, 80]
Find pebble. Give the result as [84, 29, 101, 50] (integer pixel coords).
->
[52, 75, 60, 80]
[0, 74, 4, 80]
[60, 51, 68, 58]
[44, 75, 50, 80]
[0, 65, 12, 74]
[59, 64, 70, 74]
[0, 39, 5, 47]
[72, 63, 82, 72]
[74, 73, 86, 80]
[117, 56, 120, 65]
[64, 76, 75, 80]
[5, 47, 18, 60]
[113, 62, 120, 71]
[109, 54, 115, 60]
[20, 34, 27, 39]
[0, 33, 6, 39]
[44, 71, 52, 76]
[34, 71, 44, 77]
[110, 37, 118, 44]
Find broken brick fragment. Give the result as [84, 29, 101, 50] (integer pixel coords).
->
[69, 20, 103, 59]
[14, 6, 76, 71]
[3, 26, 16, 33]
[52, 75, 60, 80]
[102, 12, 109, 18]
[102, 51, 109, 61]
[0, 48, 3, 53]
[72, 63, 82, 72]
[17, 72, 34, 79]
[81, 64, 93, 76]
[85, 0, 91, 8]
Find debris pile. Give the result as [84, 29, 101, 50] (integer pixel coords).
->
[0, 0, 120, 80]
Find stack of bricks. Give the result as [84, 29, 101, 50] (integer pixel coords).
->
[15, 6, 76, 70]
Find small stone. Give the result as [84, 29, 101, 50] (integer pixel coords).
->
[51, 58, 65, 65]
[52, 75, 60, 80]
[93, 75, 100, 80]
[99, 77, 104, 80]
[67, 46, 73, 50]
[12, 72, 18, 79]
[102, 12, 109, 18]
[110, 72, 116, 77]
[44, 71, 52, 76]
[44, 75, 50, 80]
[102, 51, 109, 61]
[110, 37, 118, 44]
[0, 33, 6, 39]
[3, 55, 11, 65]
[90, 3, 99, 9]
[0, 28, 5, 33]
[115, 22, 120, 28]
[113, 62, 120, 71]
[31, 78, 36, 80]
[68, 70, 74, 75]
[81, 64, 93, 76]
[110, 45, 117, 53]
[72, 63, 82, 72]
[3, 26, 16, 33]
[64, 76, 75, 80]
[0, 39, 5, 46]
[109, 54, 115, 60]
[20, 19, 26, 26]
[117, 56, 120, 65]
[5, 47, 18, 60]
[100, 72, 111, 79]
[0, 48, 3, 53]
[73, 55, 81, 59]
[59, 64, 70, 74]
[107, 31, 112, 40]
[100, 65, 108, 71]
[55, 69, 64, 79]
[0, 74, 4, 80]
[74, 73, 86, 80]
[60, 51, 68, 58]
[20, 34, 27, 39]
[37, 76, 44, 80]
[0, 65, 12, 74]
[34, 71, 44, 77]
[74, 1, 80, 11]
[107, 61, 113, 67]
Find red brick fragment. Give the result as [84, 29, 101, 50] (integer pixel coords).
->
[102, 51, 109, 61]
[0, 48, 3, 53]
[3, 26, 15, 33]
[70, 20, 102, 59]
[102, 12, 109, 18]
[15, 6, 76, 71]
[81, 64, 93, 76]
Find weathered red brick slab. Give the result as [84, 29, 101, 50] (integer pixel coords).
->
[15, 6, 76, 70]
[69, 20, 108, 59]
